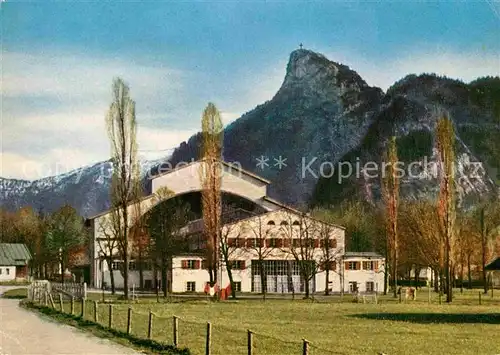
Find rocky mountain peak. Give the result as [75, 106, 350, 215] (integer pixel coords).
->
[275, 48, 374, 104]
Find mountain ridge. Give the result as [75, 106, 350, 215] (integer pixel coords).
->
[2, 49, 499, 216]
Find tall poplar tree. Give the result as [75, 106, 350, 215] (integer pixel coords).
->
[382, 136, 400, 298]
[199, 103, 224, 290]
[436, 113, 456, 303]
[106, 77, 139, 299]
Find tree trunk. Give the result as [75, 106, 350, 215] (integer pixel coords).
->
[139, 263, 144, 290]
[383, 255, 388, 295]
[467, 254, 472, 289]
[481, 227, 488, 293]
[459, 262, 464, 293]
[60, 259, 65, 284]
[259, 260, 266, 301]
[108, 258, 116, 295]
[304, 273, 310, 299]
[287, 260, 295, 300]
[226, 265, 236, 299]
[445, 243, 452, 302]
[161, 257, 168, 298]
[325, 269, 330, 296]
[392, 252, 398, 298]
[434, 269, 439, 293]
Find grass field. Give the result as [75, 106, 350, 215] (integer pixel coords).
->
[1, 287, 28, 299]
[61, 289, 500, 355]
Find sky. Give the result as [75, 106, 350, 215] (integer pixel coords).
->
[1, 0, 499, 180]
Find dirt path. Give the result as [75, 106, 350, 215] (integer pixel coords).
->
[0, 287, 140, 355]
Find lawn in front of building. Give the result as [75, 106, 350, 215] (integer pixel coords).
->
[78, 291, 500, 355]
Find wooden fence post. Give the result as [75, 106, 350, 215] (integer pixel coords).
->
[148, 311, 153, 340]
[205, 322, 211, 355]
[70, 297, 75, 315]
[108, 304, 113, 328]
[44, 290, 48, 306]
[247, 330, 253, 355]
[173, 316, 179, 347]
[302, 339, 309, 355]
[59, 294, 64, 312]
[127, 307, 132, 335]
[94, 301, 98, 323]
[439, 293, 442, 305]
[479, 292, 482, 305]
[81, 298, 85, 318]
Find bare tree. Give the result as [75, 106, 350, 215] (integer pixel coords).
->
[317, 223, 344, 295]
[220, 218, 244, 299]
[105, 77, 140, 299]
[280, 213, 319, 299]
[198, 103, 224, 291]
[96, 216, 119, 294]
[473, 200, 500, 293]
[146, 187, 192, 298]
[46, 205, 86, 284]
[381, 136, 400, 298]
[243, 215, 275, 300]
[436, 113, 456, 302]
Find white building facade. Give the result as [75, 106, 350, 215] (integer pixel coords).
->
[87, 160, 384, 295]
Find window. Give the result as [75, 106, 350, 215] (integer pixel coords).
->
[346, 261, 359, 270]
[292, 220, 300, 226]
[320, 239, 337, 248]
[111, 262, 123, 270]
[129, 261, 136, 271]
[234, 237, 242, 248]
[246, 238, 258, 248]
[6, 268, 9, 275]
[362, 261, 377, 270]
[366, 282, 375, 293]
[292, 239, 300, 247]
[349, 282, 358, 293]
[267, 220, 275, 225]
[186, 282, 196, 292]
[201, 259, 208, 269]
[321, 261, 336, 271]
[0, 268, 2, 275]
[230, 260, 246, 270]
[182, 260, 200, 269]
[280, 221, 289, 226]
[233, 281, 242, 292]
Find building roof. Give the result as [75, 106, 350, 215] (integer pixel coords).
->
[0, 243, 32, 266]
[344, 251, 384, 259]
[153, 159, 271, 184]
[485, 256, 500, 271]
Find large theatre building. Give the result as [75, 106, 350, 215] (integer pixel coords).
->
[87, 160, 384, 295]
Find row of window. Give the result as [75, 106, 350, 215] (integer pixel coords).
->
[110, 261, 153, 271]
[187, 281, 376, 293]
[227, 238, 337, 249]
[186, 281, 242, 292]
[349, 281, 375, 293]
[266, 220, 300, 226]
[108, 260, 378, 272]
[0, 267, 11, 275]
[345, 261, 379, 271]
[181, 260, 246, 270]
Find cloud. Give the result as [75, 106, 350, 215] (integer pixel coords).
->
[2, 49, 285, 180]
[325, 47, 499, 91]
[4, 46, 496, 181]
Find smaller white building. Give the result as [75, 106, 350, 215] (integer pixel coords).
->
[342, 252, 385, 293]
[0, 243, 32, 282]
